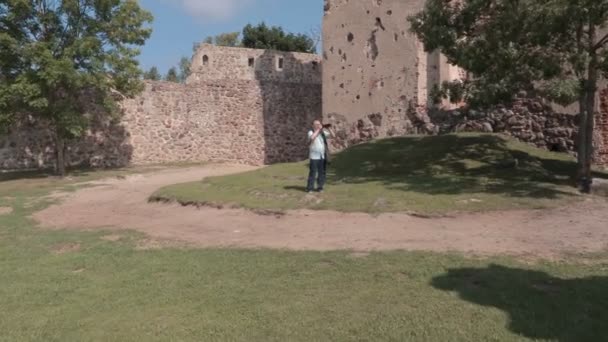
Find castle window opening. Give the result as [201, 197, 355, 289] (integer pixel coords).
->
[312, 61, 318, 70]
[202, 55, 209, 66]
[248, 57, 255, 67]
[277, 57, 284, 70]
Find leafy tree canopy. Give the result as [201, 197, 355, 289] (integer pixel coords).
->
[178, 56, 191, 83]
[195, 23, 316, 53]
[409, 0, 608, 107]
[409, 0, 608, 191]
[143, 66, 161, 81]
[242, 22, 315, 53]
[0, 0, 153, 175]
[165, 67, 179, 83]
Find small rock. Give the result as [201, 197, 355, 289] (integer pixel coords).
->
[373, 197, 387, 208]
[591, 178, 608, 197]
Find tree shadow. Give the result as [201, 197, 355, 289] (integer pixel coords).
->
[0, 168, 89, 182]
[283, 185, 308, 192]
[255, 49, 321, 164]
[0, 104, 133, 179]
[327, 134, 608, 199]
[432, 264, 608, 341]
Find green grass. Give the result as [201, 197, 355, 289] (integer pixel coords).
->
[152, 133, 608, 214]
[1, 167, 608, 341]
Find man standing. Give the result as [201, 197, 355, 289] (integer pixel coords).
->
[307, 119, 332, 193]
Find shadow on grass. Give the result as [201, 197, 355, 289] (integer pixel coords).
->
[327, 134, 607, 199]
[283, 185, 308, 192]
[0, 166, 128, 183]
[0, 169, 90, 182]
[432, 264, 608, 341]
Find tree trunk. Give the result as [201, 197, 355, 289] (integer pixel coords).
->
[577, 89, 588, 186]
[575, 19, 588, 189]
[582, 79, 598, 194]
[580, 25, 599, 193]
[56, 131, 66, 177]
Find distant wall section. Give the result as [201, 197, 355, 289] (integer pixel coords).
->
[0, 46, 322, 170]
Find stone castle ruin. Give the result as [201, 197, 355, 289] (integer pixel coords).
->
[322, 0, 463, 148]
[0, 0, 607, 170]
[0, 45, 321, 169]
[321, 0, 608, 164]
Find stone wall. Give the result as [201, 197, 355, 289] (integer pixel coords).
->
[0, 113, 132, 170]
[430, 98, 579, 153]
[323, 94, 608, 165]
[597, 89, 608, 165]
[323, 0, 424, 124]
[189, 44, 322, 84]
[0, 46, 322, 171]
[122, 80, 321, 165]
[322, 0, 464, 151]
[321, 0, 608, 165]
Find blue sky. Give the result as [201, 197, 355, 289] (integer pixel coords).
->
[138, 0, 323, 74]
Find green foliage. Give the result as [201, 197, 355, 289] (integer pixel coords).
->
[201, 32, 240, 47]
[198, 24, 315, 53]
[241, 22, 315, 53]
[408, 0, 608, 107]
[0, 0, 153, 173]
[215, 32, 241, 47]
[1, 166, 608, 340]
[151, 134, 606, 214]
[430, 80, 467, 106]
[409, 0, 608, 189]
[178, 57, 191, 83]
[143, 66, 161, 81]
[165, 67, 179, 83]
[193, 22, 317, 53]
[1, 166, 608, 341]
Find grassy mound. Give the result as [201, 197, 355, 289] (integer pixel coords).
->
[151, 133, 605, 214]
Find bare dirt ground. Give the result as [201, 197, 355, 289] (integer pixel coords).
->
[33, 164, 608, 258]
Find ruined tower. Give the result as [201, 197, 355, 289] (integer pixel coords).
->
[322, 0, 464, 146]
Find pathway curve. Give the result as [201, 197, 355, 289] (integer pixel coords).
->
[33, 164, 608, 258]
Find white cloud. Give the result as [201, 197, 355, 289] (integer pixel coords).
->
[167, 0, 253, 20]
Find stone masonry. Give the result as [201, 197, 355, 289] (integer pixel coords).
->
[431, 97, 579, 153]
[597, 89, 608, 165]
[0, 45, 321, 170]
[322, 0, 608, 164]
[1, 2, 608, 170]
[322, 0, 463, 149]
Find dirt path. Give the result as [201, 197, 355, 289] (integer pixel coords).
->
[33, 164, 608, 258]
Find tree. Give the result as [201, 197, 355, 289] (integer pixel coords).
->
[143, 66, 161, 81]
[165, 67, 179, 83]
[214, 32, 240, 47]
[200, 32, 240, 47]
[178, 57, 191, 83]
[241, 23, 315, 53]
[196, 24, 315, 53]
[409, 0, 608, 193]
[0, 0, 153, 176]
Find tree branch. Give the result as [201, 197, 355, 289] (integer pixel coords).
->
[594, 32, 608, 50]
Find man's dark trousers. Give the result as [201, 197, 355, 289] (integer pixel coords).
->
[307, 159, 326, 192]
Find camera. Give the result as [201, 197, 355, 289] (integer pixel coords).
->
[323, 123, 332, 128]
